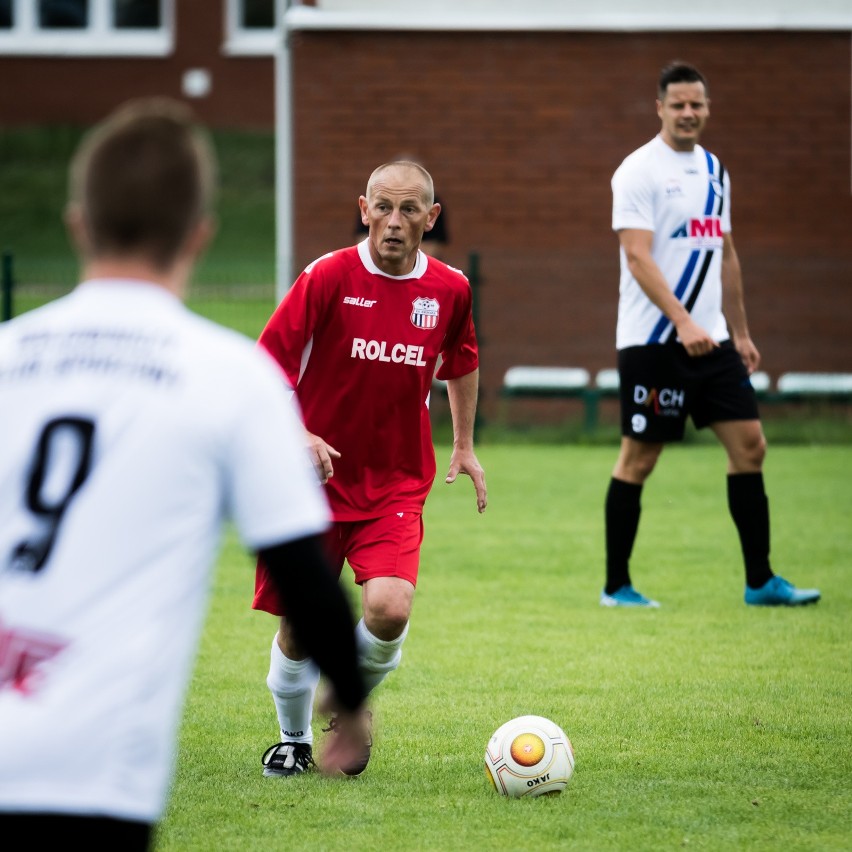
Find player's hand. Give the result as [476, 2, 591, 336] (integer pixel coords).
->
[306, 431, 341, 484]
[676, 316, 719, 357]
[446, 448, 487, 513]
[733, 335, 761, 374]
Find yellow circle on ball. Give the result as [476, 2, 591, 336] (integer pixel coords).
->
[510, 733, 545, 766]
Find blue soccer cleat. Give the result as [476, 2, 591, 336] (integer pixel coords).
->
[600, 584, 660, 608]
[745, 575, 820, 606]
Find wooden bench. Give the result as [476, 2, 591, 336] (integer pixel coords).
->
[500, 366, 598, 431]
[764, 372, 852, 407]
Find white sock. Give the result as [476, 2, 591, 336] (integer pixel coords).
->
[266, 635, 319, 745]
[356, 618, 409, 693]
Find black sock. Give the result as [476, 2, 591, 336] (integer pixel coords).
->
[727, 472, 773, 589]
[605, 478, 643, 594]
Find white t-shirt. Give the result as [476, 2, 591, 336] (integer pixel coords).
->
[0, 280, 330, 822]
[611, 134, 732, 349]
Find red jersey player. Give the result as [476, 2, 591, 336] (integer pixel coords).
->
[254, 161, 487, 779]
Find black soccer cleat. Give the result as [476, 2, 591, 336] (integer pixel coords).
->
[261, 741, 315, 777]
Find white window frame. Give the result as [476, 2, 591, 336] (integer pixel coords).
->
[222, 0, 279, 56]
[0, 0, 173, 56]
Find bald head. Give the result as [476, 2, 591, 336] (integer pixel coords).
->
[366, 161, 434, 207]
[358, 161, 441, 276]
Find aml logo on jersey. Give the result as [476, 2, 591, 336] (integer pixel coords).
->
[634, 384, 684, 416]
[411, 297, 439, 330]
[670, 217, 723, 246]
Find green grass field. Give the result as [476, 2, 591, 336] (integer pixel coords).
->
[155, 444, 851, 851]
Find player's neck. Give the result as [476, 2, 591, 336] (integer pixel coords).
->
[659, 131, 699, 154]
[79, 257, 189, 299]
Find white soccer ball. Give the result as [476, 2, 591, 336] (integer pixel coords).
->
[484, 715, 575, 798]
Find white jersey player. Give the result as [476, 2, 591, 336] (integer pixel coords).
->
[613, 133, 731, 349]
[0, 98, 368, 851]
[601, 61, 819, 610]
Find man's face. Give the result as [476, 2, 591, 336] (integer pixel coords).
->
[657, 81, 710, 151]
[359, 165, 439, 275]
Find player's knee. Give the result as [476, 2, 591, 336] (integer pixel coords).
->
[364, 600, 410, 640]
[618, 446, 661, 482]
[367, 611, 410, 641]
[743, 431, 767, 468]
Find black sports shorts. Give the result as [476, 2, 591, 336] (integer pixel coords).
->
[617, 339, 760, 443]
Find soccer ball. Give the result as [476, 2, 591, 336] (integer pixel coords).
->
[484, 715, 575, 798]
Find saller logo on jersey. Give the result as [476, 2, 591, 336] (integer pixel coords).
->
[343, 296, 376, 308]
[410, 297, 439, 330]
[351, 338, 427, 366]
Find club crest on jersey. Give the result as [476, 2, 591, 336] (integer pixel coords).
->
[411, 297, 439, 330]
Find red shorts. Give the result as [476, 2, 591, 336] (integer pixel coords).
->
[252, 512, 424, 616]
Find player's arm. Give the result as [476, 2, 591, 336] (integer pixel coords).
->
[445, 369, 487, 513]
[618, 228, 718, 357]
[257, 534, 367, 715]
[720, 233, 760, 374]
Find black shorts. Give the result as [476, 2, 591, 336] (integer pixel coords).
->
[617, 340, 760, 443]
[0, 814, 152, 850]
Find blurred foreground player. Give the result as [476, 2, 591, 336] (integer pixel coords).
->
[0, 98, 368, 850]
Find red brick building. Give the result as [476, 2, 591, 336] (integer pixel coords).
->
[2, 2, 850, 415]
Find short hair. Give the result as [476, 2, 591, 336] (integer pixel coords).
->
[657, 61, 709, 100]
[69, 97, 216, 269]
[365, 160, 435, 207]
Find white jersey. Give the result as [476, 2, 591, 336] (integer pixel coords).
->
[612, 134, 732, 349]
[0, 280, 330, 822]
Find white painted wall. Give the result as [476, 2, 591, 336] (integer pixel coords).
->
[295, 0, 852, 30]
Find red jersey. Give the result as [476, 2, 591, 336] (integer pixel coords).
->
[259, 240, 479, 520]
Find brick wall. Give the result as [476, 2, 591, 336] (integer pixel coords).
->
[289, 30, 852, 418]
[3, 26, 850, 418]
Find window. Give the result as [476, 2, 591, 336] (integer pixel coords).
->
[241, 0, 273, 29]
[114, 0, 161, 28]
[224, 0, 278, 56]
[0, 0, 171, 54]
[39, 0, 89, 29]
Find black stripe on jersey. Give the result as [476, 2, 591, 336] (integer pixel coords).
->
[659, 249, 715, 344]
[716, 159, 726, 217]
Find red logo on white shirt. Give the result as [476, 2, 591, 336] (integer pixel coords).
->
[0, 616, 67, 696]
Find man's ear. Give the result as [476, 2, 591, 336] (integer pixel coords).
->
[186, 215, 217, 261]
[424, 202, 441, 234]
[64, 202, 90, 255]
